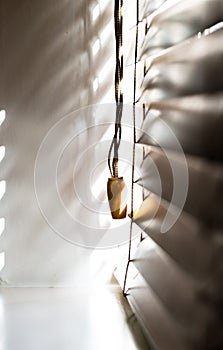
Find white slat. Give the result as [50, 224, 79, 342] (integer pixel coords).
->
[138, 94, 223, 161]
[132, 192, 222, 276]
[136, 148, 223, 227]
[141, 0, 223, 57]
[141, 29, 223, 101]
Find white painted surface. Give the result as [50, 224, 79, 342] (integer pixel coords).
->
[0, 0, 124, 286]
[0, 287, 149, 350]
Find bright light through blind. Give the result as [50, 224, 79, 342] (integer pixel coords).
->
[0, 110, 6, 126]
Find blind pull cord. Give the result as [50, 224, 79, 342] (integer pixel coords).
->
[108, 0, 123, 178]
[107, 0, 127, 220]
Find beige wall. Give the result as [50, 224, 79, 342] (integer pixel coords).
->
[0, 0, 117, 286]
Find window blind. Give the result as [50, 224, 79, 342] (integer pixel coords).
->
[124, 1, 223, 349]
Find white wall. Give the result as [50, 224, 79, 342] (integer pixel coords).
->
[0, 0, 126, 286]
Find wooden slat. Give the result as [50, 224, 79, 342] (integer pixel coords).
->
[137, 94, 223, 161]
[127, 272, 189, 350]
[123, 1, 223, 349]
[133, 238, 221, 323]
[132, 192, 221, 277]
[141, 0, 223, 57]
[136, 148, 223, 227]
[139, 0, 168, 20]
[140, 29, 223, 101]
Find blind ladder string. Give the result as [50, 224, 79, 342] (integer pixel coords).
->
[123, 0, 139, 295]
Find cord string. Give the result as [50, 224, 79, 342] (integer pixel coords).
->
[108, 0, 123, 178]
[123, 0, 139, 295]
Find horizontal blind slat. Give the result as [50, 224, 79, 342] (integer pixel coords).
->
[132, 192, 222, 277]
[139, 0, 168, 20]
[136, 148, 223, 226]
[137, 94, 223, 160]
[141, 0, 223, 58]
[140, 29, 223, 102]
[133, 238, 219, 326]
[127, 274, 187, 350]
[124, 0, 223, 348]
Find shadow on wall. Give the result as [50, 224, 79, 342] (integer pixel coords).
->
[0, 0, 115, 286]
